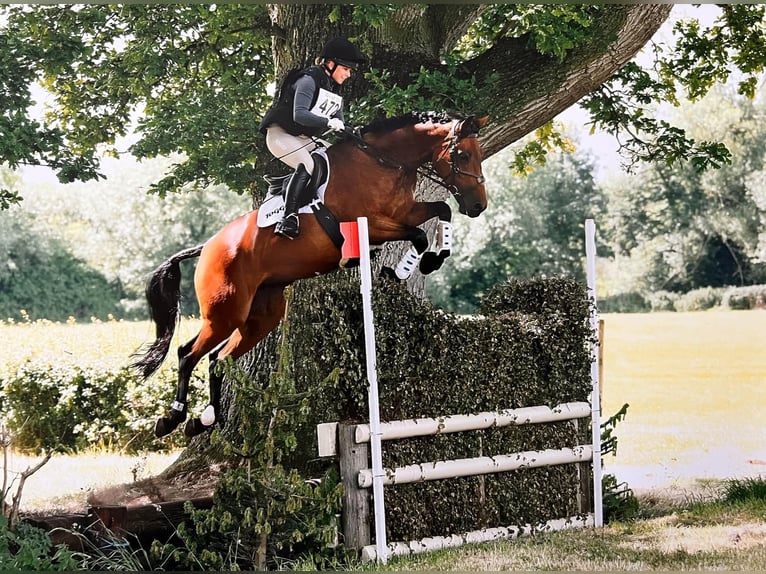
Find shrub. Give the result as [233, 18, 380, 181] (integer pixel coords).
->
[645, 290, 679, 312]
[673, 286, 726, 312]
[0, 517, 82, 571]
[598, 291, 649, 313]
[0, 362, 196, 453]
[286, 275, 594, 543]
[722, 284, 766, 310]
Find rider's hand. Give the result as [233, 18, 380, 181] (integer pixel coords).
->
[327, 117, 345, 132]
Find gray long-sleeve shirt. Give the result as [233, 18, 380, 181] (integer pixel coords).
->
[292, 74, 344, 130]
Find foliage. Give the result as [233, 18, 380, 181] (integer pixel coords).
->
[357, 61, 499, 124]
[284, 275, 593, 542]
[456, 5, 603, 62]
[2, 156, 249, 320]
[0, 208, 123, 322]
[1, 4, 273, 198]
[582, 5, 766, 174]
[722, 476, 766, 504]
[722, 284, 766, 310]
[672, 286, 726, 312]
[0, 361, 197, 453]
[427, 144, 605, 313]
[171, 330, 344, 570]
[600, 403, 639, 523]
[0, 517, 81, 571]
[4, 4, 766, 206]
[598, 292, 650, 314]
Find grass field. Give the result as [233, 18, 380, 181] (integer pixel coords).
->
[2, 310, 765, 511]
[600, 310, 766, 493]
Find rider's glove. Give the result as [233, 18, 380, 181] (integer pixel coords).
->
[327, 117, 345, 132]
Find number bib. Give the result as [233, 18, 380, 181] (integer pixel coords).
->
[311, 88, 343, 119]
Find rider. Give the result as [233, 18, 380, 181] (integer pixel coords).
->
[259, 37, 365, 239]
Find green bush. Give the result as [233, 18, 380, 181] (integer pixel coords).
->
[598, 291, 649, 313]
[673, 286, 726, 312]
[0, 362, 195, 453]
[0, 517, 81, 571]
[645, 290, 679, 312]
[722, 284, 766, 310]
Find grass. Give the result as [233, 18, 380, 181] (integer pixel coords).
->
[599, 310, 766, 492]
[359, 481, 766, 571]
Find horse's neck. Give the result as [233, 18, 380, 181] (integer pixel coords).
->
[366, 126, 443, 169]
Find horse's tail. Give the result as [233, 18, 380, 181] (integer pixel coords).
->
[130, 244, 205, 380]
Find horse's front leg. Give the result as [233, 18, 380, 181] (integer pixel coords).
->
[379, 201, 452, 280]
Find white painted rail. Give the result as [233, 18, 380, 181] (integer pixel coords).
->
[354, 401, 590, 444]
[361, 514, 594, 562]
[357, 445, 593, 488]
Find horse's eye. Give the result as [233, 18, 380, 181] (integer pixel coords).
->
[457, 150, 470, 162]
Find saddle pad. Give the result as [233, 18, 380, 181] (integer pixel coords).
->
[256, 149, 330, 228]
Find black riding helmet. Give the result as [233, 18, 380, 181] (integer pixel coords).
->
[320, 37, 365, 71]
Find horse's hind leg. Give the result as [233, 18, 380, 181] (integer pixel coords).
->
[155, 322, 230, 438]
[184, 285, 287, 437]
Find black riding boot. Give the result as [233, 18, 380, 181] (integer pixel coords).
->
[275, 164, 311, 239]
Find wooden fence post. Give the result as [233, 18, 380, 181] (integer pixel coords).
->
[338, 423, 370, 550]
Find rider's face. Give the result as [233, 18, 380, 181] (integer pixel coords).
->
[329, 62, 353, 84]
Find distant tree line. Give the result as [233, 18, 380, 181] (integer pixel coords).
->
[3, 77, 766, 321]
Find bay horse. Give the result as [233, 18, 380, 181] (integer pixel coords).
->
[131, 110, 489, 438]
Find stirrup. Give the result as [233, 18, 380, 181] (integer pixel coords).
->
[275, 213, 299, 239]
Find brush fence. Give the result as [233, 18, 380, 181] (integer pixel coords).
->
[316, 218, 604, 563]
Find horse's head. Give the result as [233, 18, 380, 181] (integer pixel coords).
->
[431, 115, 489, 218]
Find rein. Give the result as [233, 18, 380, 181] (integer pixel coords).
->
[344, 121, 484, 198]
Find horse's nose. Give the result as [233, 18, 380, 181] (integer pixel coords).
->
[463, 201, 486, 218]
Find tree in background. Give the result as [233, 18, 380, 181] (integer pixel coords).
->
[600, 84, 766, 295]
[12, 156, 251, 320]
[428, 142, 605, 313]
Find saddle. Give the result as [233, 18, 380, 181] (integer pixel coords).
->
[257, 149, 344, 249]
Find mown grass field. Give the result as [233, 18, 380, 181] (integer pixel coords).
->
[600, 310, 766, 492]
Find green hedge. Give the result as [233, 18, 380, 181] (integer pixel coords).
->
[722, 284, 766, 310]
[0, 362, 196, 453]
[288, 275, 593, 542]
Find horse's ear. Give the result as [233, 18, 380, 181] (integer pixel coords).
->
[459, 115, 489, 137]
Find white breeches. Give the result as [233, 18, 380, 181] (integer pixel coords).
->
[265, 125, 329, 174]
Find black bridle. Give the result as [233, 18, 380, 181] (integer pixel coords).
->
[344, 119, 485, 200]
[431, 125, 486, 195]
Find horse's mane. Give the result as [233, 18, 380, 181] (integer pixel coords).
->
[359, 110, 466, 136]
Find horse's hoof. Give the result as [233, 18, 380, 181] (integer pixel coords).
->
[200, 404, 216, 426]
[379, 266, 401, 282]
[154, 417, 177, 438]
[184, 418, 209, 438]
[419, 250, 450, 275]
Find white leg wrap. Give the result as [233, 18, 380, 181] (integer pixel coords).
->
[395, 245, 422, 280]
[437, 221, 453, 252]
[200, 404, 216, 427]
